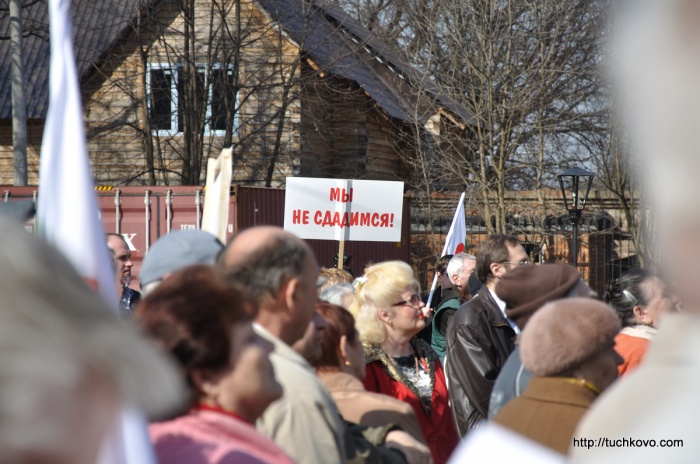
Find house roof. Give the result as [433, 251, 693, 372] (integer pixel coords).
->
[1, 0, 475, 126]
[0, 0, 138, 119]
[255, 0, 477, 126]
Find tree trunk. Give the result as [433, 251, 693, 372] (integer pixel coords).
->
[10, 0, 27, 186]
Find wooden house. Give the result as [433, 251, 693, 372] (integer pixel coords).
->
[0, 0, 475, 186]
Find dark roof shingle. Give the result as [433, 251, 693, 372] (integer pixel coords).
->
[1, 0, 475, 126]
[254, 0, 476, 125]
[0, 0, 138, 119]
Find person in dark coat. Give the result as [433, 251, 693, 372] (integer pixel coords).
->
[417, 254, 454, 346]
[444, 234, 528, 436]
[106, 233, 140, 316]
[430, 254, 465, 360]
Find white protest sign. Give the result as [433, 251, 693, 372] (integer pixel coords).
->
[284, 177, 404, 242]
[201, 148, 232, 242]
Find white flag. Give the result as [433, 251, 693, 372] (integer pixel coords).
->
[426, 192, 467, 307]
[37, 0, 156, 462]
[38, 0, 116, 305]
[441, 192, 467, 257]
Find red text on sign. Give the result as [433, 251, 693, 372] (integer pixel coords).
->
[292, 209, 310, 224]
[329, 188, 353, 202]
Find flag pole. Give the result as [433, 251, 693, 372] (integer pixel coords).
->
[336, 179, 351, 270]
[338, 240, 345, 269]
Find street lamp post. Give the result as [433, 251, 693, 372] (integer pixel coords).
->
[557, 167, 594, 268]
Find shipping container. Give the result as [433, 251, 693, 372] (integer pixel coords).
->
[233, 186, 412, 276]
[2, 185, 411, 287]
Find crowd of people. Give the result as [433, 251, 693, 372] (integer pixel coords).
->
[2, 214, 688, 463]
[5, 2, 700, 462]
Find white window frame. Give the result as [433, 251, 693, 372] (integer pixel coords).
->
[146, 63, 178, 136]
[146, 63, 238, 137]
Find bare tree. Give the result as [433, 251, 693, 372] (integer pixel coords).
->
[577, 104, 657, 269]
[9, 0, 28, 185]
[342, 0, 609, 235]
[81, 0, 309, 186]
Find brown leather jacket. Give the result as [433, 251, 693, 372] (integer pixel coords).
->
[444, 286, 516, 436]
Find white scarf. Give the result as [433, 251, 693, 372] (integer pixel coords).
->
[620, 324, 658, 341]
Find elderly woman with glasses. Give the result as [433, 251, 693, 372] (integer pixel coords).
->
[351, 261, 458, 464]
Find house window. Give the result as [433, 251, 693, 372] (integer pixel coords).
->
[147, 63, 237, 135]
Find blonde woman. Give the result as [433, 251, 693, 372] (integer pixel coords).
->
[352, 261, 458, 464]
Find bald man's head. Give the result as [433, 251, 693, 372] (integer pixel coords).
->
[219, 227, 319, 344]
[220, 227, 311, 300]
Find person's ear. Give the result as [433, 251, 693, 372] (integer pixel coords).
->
[279, 276, 301, 311]
[633, 305, 651, 325]
[377, 307, 393, 326]
[339, 334, 349, 363]
[191, 369, 221, 402]
[490, 262, 503, 278]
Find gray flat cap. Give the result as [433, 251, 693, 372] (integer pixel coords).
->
[139, 230, 224, 287]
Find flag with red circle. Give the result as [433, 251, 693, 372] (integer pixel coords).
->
[426, 192, 467, 307]
[442, 192, 467, 257]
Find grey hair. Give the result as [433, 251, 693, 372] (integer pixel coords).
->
[221, 233, 309, 304]
[319, 283, 355, 309]
[0, 222, 183, 460]
[446, 253, 476, 285]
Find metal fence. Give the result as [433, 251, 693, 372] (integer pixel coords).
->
[411, 211, 638, 297]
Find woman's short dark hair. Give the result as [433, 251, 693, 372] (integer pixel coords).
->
[312, 301, 358, 371]
[604, 268, 654, 327]
[134, 265, 251, 404]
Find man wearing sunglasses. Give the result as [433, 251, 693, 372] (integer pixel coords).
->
[445, 234, 530, 437]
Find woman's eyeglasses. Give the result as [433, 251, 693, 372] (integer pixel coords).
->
[392, 294, 422, 307]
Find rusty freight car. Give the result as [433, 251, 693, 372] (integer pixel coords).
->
[2, 185, 411, 286]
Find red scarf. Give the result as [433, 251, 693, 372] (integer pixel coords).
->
[194, 404, 252, 424]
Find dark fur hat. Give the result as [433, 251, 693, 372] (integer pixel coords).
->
[496, 263, 581, 330]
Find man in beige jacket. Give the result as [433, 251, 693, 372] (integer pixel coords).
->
[220, 226, 431, 464]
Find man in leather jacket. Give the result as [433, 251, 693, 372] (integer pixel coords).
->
[444, 234, 529, 436]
